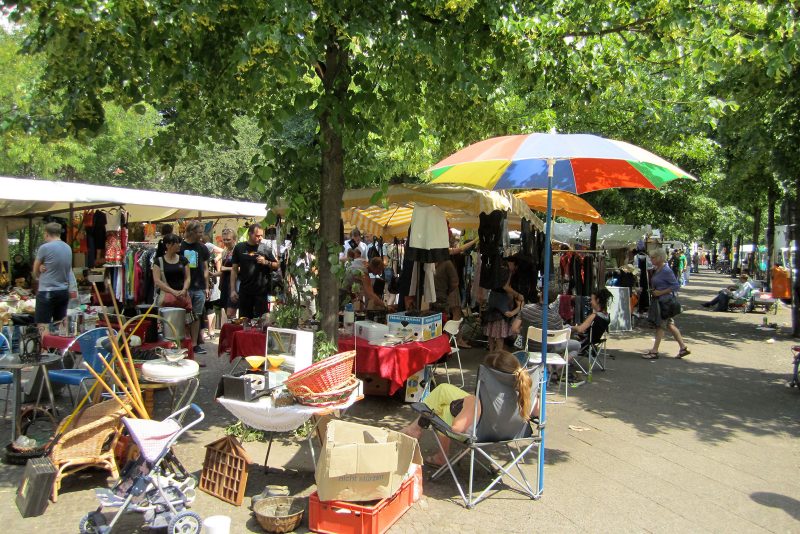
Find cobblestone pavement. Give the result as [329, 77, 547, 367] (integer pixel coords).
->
[2, 270, 798, 533]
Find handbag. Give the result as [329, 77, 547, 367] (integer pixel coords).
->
[658, 293, 682, 320]
[156, 257, 192, 310]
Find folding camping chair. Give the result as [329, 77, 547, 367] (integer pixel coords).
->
[572, 314, 610, 378]
[525, 326, 570, 403]
[431, 319, 465, 387]
[411, 363, 543, 508]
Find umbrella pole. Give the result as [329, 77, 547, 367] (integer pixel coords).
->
[538, 158, 556, 496]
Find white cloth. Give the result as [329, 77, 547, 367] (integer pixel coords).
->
[343, 240, 368, 259]
[106, 209, 122, 231]
[217, 386, 360, 433]
[408, 205, 448, 250]
[406, 262, 437, 305]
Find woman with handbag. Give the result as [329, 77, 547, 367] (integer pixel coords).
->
[152, 233, 191, 309]
[643, 248, 690, 360]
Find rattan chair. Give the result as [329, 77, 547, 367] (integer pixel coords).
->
[48, 399, 127, 502]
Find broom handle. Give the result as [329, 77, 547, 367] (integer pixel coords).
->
[81, 363, 137, 419]
[91, 283, 145, 409]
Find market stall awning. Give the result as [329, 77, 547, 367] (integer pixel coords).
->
[0, 176, 268, 222]
[342, 184, 542, 238]
[552, 222, 651, 249]
[515, 190, 605, 224]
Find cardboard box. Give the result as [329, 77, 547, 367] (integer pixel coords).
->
[387, 312, 442, 341]
[315, 421, 423, 502]
[403, 366, 431, 403]
[355, 321, 389, 345]
[358, 373, 392, 396]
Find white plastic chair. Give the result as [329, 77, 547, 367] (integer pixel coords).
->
[432, 319, 465, 387]
[525, 326, 571, 403]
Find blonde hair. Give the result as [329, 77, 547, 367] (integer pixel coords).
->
[484, 351, 532, 421]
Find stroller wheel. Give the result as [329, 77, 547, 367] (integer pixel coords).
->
[169, 510, 202, 534]
[79, 512, 108, 534]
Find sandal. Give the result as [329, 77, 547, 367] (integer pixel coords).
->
[676, 347, 691, 359]
[641, 350, 660, 360]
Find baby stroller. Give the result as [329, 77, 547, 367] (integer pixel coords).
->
[79, 404, 205, 534]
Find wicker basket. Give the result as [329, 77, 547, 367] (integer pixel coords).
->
[284, 350, 355, 395]
[290, 375, 360, 407]
[253, 496, 305, 533]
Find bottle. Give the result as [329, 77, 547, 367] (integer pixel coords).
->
[344, 303, 355, 329]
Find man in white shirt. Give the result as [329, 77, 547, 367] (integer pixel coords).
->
[343, 228, 368, 259]
[702, 274, 754, 311]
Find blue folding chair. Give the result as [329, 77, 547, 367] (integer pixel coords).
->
[47, 328, 116, 408]
[0, 332, 13, 418]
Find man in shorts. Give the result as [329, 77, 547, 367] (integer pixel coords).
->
[33, 222, 73, 330]
[180, 221, 210, 355]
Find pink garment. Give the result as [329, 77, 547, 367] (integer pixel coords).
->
[123, 417, 182, 463]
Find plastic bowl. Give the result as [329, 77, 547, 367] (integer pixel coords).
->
[245, 355, 267, 370]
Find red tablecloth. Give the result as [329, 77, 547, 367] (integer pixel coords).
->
[229, 330, 267, 361]
[43, 334, 195, 359]
[218, 323, 243, 354]
[338, 335, 451, 395]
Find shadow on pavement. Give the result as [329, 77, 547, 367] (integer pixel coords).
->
[750, 491, 800, 521]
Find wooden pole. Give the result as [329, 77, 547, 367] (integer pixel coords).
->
[81, 363, 137, 419]
[91, 282, 145, 409]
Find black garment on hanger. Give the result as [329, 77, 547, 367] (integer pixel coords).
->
[583, 255, 594, 295]
[93, 211, 107, 254]
[478, 210, 507, 290]
[637, 253, 650, 311]
[521, 219, 532, 257]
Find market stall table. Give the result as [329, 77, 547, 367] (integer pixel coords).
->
[217, 385, 362, 471]
[0, 352, 61, 443]
[228, 329, 267, 362]
[218, 323, 244, 354]
[338, 335, 451, 395]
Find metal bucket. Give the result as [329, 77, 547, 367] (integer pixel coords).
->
[159, 307, 186, 342]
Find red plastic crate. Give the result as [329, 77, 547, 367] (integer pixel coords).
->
[309, 465, 422, 534]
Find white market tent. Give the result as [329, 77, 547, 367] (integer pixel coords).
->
[552, 222, 652, 250]
[0, 176, 267, 222]
[0, 176, 268, 261]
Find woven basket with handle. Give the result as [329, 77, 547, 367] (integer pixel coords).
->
[284, 350, 355, 395]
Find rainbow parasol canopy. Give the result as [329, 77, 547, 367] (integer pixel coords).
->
[515, 190, 605, 224]
[430, 133, 695, 194]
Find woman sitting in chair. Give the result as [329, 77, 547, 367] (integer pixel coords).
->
[401, 350, 534, 466]
[572, 288, 613, 340]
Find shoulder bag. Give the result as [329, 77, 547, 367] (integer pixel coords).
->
[156, 257, 192, 310]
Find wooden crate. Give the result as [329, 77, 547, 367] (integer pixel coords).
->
[198, 436, 251, 506]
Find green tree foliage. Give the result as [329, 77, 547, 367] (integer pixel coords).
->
[6, 0, 800, 336]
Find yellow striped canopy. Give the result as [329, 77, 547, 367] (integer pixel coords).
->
[343, 184, 542, 239]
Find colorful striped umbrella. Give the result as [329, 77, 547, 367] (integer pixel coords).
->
[429, 132, 694, 499]
[430, 133, 695, 193]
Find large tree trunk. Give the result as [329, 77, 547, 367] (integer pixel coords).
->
[733, 233, 742, 275]
[750, 206, 761, 277]
[318, 34, 350, 342]
[793, 174, 800, 338]
[589, 223, 598, 250]
[765, 185, 776, 291]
